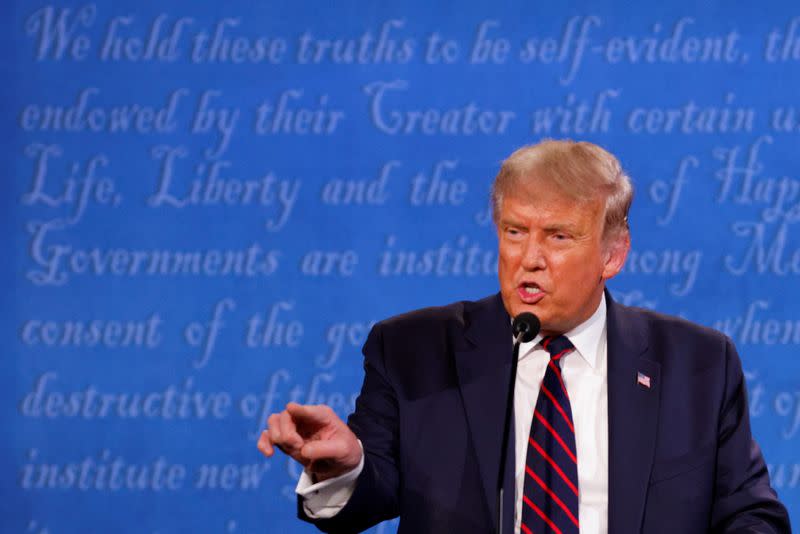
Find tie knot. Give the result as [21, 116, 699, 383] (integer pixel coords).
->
[541, 335, 575, 361]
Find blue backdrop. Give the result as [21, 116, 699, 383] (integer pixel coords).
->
[2, 1, 799, 532]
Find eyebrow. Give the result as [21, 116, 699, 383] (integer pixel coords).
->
[543, 223, 576, 232]
[498, 216, 524, 227]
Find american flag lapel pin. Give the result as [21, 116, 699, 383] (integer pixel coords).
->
[637, 371, 651, 389]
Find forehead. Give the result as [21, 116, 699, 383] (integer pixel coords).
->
[499, 187, 605, 227]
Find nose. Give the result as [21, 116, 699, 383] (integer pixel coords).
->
[520, 236, 546, 270]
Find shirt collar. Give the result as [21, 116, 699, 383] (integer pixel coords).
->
[518, 292, 607, 369]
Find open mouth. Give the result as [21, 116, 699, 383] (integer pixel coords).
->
[518, 283, 544, 303]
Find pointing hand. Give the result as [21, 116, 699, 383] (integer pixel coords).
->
[257, 402, 362, 482]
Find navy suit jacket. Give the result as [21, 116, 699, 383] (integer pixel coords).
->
[301, 292, 790, 533]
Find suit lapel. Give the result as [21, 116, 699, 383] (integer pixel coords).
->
[454, 293, 513, 525]
[606, 293, 661, 533]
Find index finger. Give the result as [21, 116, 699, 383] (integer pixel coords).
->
[285, 402, 334, 425]
[257, 430, 274, 457]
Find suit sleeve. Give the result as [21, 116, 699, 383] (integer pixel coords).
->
[710, 338, 791, 533]
[298, 323, 401, 533]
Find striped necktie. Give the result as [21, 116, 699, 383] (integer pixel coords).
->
[521, 335, 580, 534]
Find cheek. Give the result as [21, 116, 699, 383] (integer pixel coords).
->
[497, 258, 514, 287]
[575, 259, 606, 291]
[551, 253, 599, 286]
[498, 246, 519, 270]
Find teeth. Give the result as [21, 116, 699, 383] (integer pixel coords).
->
[523, 285, 541, 294]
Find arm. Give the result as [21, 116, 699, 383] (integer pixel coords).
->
[710, 338, 791, 533]
[298, 323, 402, 533]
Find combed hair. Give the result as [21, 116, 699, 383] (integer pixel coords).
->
[491, 139, 633, 240]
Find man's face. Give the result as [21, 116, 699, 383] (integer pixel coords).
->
[497, 183, 629, 336]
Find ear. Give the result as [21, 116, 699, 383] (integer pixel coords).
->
[601, 232, 630, 281]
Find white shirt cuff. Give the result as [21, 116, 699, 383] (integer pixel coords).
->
[295, 440, 365, 519]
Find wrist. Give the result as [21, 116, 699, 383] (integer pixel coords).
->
[307, 441, 363, 482]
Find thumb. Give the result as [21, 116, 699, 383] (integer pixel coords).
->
[301, 439, 349, 462]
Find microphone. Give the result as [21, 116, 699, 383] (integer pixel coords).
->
[513, 312, 541, 344]
[497, 312, 541, 534]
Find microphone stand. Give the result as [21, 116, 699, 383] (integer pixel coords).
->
[496, 331, 525, 534]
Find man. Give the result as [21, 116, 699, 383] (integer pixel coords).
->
[258, 140, 790, 533]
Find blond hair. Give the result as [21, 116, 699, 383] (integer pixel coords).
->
[491, 139, 633, 240]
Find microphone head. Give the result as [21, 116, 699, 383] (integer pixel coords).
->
[512, 312, 541, 343]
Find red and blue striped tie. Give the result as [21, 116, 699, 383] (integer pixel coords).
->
[521, 335, 580, 534]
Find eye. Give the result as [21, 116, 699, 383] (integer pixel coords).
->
[551, 232, 571, 241]
[504, 226, 525, 240]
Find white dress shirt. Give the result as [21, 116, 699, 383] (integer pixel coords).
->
[297, 295, 609, 534]
[514, 294, 608, 534]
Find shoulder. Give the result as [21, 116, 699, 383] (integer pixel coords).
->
[361, 293, 501, 378]
[619, 303, 726, 343]
[372, 293, 500, 338]
[611, 300, 735, 373]
[380, 299, 468, 330]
